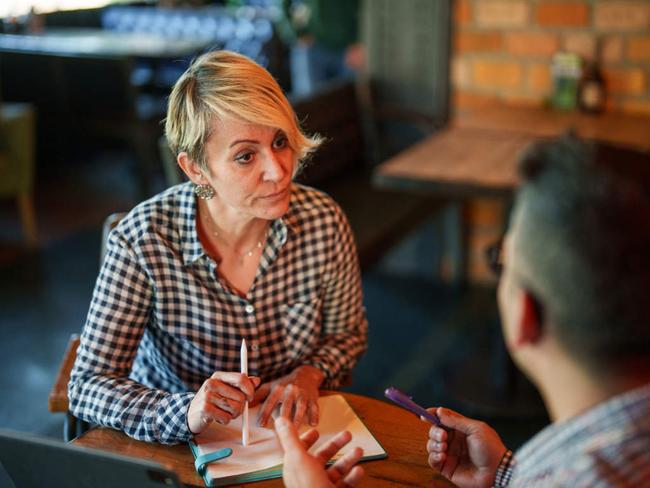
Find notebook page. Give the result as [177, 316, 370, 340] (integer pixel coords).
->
[192, 395, 386, 481]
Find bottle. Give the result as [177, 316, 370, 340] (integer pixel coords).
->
[578, 38, 606, 114]
[551, 52, 581, 110]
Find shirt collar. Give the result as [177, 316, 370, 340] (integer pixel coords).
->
[279, 185, 302, 237]
[177, 182, 205, 265]
[177, 182, 302, 266]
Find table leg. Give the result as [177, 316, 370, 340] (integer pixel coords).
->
[441, 202, 467, 286]
[17, 192, 38, 247]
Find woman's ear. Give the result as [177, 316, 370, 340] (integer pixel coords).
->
[177, 152, 204, 184]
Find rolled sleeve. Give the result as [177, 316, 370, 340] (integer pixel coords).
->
[68, 231, 193, 444]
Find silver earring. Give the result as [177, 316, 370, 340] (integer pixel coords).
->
[194, 183, 215, 200]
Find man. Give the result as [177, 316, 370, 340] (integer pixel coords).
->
[275, 135, 650, 487]
[281, 0, 363, 96]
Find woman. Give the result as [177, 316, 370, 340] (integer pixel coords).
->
[68, 50, 368, 444]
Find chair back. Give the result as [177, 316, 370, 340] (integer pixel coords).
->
[291, 80, 365, 187]
[360, 0, 451, 160]
[100, 211, 127, 262]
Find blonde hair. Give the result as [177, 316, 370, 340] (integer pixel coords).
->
[165, 50, 321, 169]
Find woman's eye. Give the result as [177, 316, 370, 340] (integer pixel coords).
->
[273, 136, 288, 150]
[235, 152, 254, 164]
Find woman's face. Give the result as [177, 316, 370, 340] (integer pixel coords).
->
[192, 116, 296, 221]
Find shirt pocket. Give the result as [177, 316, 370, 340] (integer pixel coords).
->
[282, 291, 323, 362]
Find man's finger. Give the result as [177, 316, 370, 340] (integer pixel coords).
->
[307, 398, 319, 426]
[274, 416, 303, 454]
[428, 423, 448, 443]
[435, 407, 478, 436]
[298, 428, 320, 450]
[328, 446, 363, 482]
[428, 451, 446, 471]
[340, 465, 364, 487]
[426, 438, 447, 454]
[314, 430, 352, 464]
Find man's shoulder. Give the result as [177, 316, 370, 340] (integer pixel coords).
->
[513, 384, 650, 486]
[515, 436, 650, 486]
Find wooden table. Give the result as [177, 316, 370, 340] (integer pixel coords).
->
[373, 126, 534, 198]
[374, 105, 650, 198]
[456, 104, 650, 151]
[73, 392, 455, 488]
[373, 104, 650, 281]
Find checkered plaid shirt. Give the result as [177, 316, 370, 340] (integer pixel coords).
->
[69, 182, 368, 444]
[494, 382, 650, 487]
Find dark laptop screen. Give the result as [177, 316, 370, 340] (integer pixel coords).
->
[0, 429, 183, 488]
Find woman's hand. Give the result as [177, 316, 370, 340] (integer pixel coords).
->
[255, 365, 324, 428]
[188, 372, 260, 434]
[426, 407, 507, 488]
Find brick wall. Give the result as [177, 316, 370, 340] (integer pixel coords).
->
[453, 0, 650, 113]
[452, 0, 650, 283]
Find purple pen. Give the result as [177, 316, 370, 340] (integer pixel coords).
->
[384, 387, 444, 427]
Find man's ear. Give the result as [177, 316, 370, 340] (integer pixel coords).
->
[513, 289, 544, 347]
[177, 152, 204, 184]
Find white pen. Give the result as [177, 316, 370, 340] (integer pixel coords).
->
[240, 338, 249, 447]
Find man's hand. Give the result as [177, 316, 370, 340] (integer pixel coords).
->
[426, 407, 507, 488]
[255, 365, 323, 428]
[187, 372, 260, 434]
[275, 416, 364, 488]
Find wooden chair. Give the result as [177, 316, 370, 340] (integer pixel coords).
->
[48, 211, 125, 441]
[48, 334, 85, 442]
[0, 103, 38, 246]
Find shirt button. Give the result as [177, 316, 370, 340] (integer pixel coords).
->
[245, 304, 254, 314]
[251, 343, 260, 352]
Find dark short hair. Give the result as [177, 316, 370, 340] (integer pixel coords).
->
[513, 134, 650, 370]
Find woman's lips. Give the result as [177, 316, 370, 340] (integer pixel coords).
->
[260, 187, 289, 200]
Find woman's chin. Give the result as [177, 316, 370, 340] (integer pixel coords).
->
[256, 196, 291, 220]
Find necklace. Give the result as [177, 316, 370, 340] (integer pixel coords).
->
[240, 233, 266, 258]
[201, 209, 268, 259]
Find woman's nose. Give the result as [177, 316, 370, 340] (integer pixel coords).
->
[261, 151, 287, 182]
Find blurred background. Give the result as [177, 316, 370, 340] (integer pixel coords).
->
[1, 0, 649, 466]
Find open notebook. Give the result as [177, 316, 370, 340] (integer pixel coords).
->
[189, 395, 387, 487]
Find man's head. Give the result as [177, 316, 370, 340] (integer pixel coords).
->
[499, 134, 650, 379]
